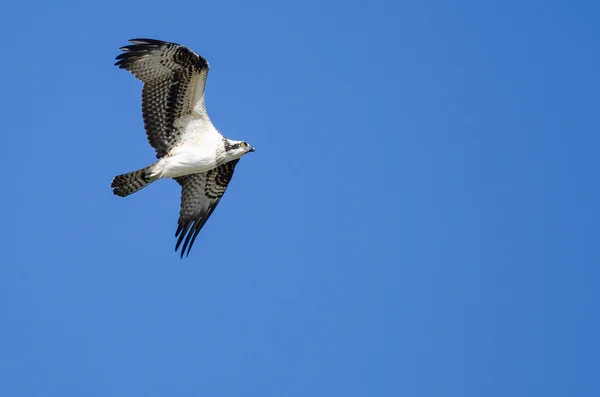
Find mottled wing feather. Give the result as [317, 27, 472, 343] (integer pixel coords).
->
[174, 160, 239, 258]
[115, 38, 210, 158]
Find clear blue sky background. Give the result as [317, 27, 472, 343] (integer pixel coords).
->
[1, 0, 598, 396]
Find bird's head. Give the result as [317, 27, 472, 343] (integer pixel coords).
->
[225, 139, 255, 161]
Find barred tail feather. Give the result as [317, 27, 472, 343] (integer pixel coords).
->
[111, 165, 156, 197]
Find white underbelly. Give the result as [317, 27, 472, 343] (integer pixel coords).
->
[156, 152, 218, 179]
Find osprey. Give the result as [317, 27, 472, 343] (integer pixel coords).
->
[111, 38, 255, 258]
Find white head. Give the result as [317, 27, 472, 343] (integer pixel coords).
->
[223, 139, 255, 162]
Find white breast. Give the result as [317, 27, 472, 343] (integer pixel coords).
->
[151, 119, 224, 179]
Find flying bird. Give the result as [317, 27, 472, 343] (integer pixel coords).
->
[110, 38, 255, 257]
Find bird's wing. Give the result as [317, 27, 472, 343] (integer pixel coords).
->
[173, 160, 239, 257]
[115, 38, 213, 158]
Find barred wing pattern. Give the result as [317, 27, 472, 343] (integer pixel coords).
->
[115, 38, 211, 158]
[174, 160, 239, 257]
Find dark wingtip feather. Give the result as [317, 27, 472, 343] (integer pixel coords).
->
[186, 227, 203, 257]
[114, 38, 173, 66]
[115, 51, 134, 60]
[180, 222, 197, 258]
[114, 37, 209, 72]
[174, 219, 206, 258]
[129, 38, 172, 45]
[175, 220, 200, 259]
[175, 223, 190, 252]
[114, 49, 151, 68]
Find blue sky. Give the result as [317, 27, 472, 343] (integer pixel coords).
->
[1, 0, 599, 395]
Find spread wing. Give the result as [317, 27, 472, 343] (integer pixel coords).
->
[173, 160, 239, 258]
[115, 38, 212, 158]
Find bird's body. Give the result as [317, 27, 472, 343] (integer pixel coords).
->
[149, 135, 229, 179]
[110, 38, 254, 257]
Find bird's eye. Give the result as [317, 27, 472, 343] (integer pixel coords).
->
[240, 142, 247, 147]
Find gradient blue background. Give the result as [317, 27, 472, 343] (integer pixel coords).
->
[2, 0, 599, 396]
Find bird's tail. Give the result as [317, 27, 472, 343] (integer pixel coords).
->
[111, 165, 157, 197]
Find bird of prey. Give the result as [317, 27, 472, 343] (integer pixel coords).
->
[110, 38, 255, 257]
